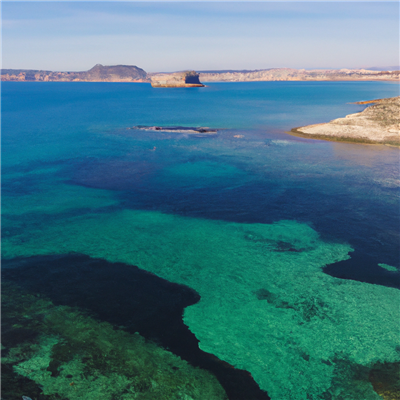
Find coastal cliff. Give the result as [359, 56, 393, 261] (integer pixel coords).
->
[199, 68, 400, 82]
[150, 71, 204, 88]
[290, 96, 400, 145]
[2, 65, 399, 83]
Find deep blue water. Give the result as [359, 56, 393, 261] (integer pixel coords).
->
[2, 81, 400, 400]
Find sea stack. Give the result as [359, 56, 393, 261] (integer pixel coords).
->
[150, 71, 205, 88]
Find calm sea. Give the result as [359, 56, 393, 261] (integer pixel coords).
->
[2, 81, 399, 400]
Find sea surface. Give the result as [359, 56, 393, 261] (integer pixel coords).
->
[2, 81, 400, 400]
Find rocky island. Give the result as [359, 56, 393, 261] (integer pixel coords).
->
[150, 71, 204, 88]
[290, 96, 400, 146]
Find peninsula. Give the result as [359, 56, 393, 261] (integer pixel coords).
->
[290, 96, 400, 146]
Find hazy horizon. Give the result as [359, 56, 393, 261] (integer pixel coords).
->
[2, 2, 399, 72]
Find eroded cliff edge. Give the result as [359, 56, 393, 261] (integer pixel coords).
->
[289, 97, 400, 146]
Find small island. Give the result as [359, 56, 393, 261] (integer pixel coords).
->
[150, 71, 205, 88]
[289, 96, 400, 146]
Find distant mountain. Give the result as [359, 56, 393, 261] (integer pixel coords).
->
[1, 64, 149, 82]
[82, 64, 148, 81]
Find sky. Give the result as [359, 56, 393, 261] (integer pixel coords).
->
[2, 1, 399, 72]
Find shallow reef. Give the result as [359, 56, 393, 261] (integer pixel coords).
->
[3, 212, 400, 399]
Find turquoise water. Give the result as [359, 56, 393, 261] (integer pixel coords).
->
[2, 81, 400, 399]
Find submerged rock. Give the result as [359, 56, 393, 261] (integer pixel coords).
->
[129, 125, 217, 134]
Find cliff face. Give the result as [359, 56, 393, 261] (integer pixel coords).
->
[291, 96, 400, 145]
[199, 68, 400, 82]
[150, 71, 204, 88]
[1, 64, 149, 82]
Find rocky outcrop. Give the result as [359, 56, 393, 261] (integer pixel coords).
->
[1, 64, 149, 82]
[150, 71, 204, 87]
[290, 96, 400, 145]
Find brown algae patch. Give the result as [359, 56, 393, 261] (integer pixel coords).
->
[1, 281, 228, 400]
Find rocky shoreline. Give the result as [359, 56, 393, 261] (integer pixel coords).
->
[289, 96, 400, 146]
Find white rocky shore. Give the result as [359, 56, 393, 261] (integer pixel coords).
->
[290, 96, 400, 145]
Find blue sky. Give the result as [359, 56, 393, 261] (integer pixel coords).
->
[2, 2, 399, 72]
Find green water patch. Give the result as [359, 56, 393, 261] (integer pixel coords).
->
[3, 209, 399, 399]
[1, 281, 228, 400]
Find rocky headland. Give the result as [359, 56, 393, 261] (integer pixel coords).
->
[1, 64, 148, 82]
[290, 96, 400, 146]
[150, 71, 204, 88]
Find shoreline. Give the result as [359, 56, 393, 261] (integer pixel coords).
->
[287, 127, 398, 147]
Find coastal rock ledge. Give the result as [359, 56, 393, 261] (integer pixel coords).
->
[290, 96, 400, 145]
[150, 71, 205, 88]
